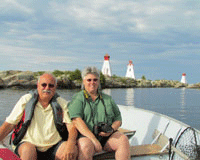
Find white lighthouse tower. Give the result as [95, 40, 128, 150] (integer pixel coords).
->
[181, 73, 187, 84]
[102, 53, 112, 76]
[125, 60, 135, 79]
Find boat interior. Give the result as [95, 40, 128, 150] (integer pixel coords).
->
[93, 105, 200, 159]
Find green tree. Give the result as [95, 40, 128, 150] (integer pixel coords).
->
[112, 74, 118, 78]
[100, 72, 106, 88]
[33, 71, 45, 78]
[68, 69, 82, 81]
[52, 70, 64, 77]
[141, 75, 146, 80]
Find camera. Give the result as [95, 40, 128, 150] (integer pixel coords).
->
[93, 122, 113, 136]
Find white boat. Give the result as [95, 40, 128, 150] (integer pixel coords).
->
[1, 105, 200, 160]
[95, 105, 200, 160]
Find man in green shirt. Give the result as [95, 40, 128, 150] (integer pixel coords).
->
[69, 66, 130, 160]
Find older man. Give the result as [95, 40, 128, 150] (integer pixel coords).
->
[0, 73, 77, 160]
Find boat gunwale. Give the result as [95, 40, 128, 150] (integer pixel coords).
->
[118, 105, 200, 133]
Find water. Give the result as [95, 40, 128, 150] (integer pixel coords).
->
[0, 88, 200, 130]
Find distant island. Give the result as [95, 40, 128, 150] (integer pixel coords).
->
[0, 70, 200, 89]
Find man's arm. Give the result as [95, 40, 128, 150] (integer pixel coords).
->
[62, 123, 78, 160]
[111, 120, 122, 132]
[99, 120, 122, 137]
[0, 122, 15, 141]
[73, 117, 96, 140]
[73, 117, 102, 153]
[66, 123, 77, 144]
[56, 123, 78, 160]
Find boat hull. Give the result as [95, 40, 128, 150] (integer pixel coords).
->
[1, 105, 199, 159]
[118, 105, 200, 159]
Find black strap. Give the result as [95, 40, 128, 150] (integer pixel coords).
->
[83, 90, 108, 124]
[51, 93, 68, 141]
[12, 90, 38, 145]
[83, 90, 96, 125]
[99, 94, 108, 120]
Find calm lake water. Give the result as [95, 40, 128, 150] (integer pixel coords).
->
[0, 88, 200, 130]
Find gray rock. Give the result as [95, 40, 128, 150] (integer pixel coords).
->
[187, 83, 200, 89]
[0, 78, 5, 89]
[0, 70, 199, 89]
[2, 71, 36, 88]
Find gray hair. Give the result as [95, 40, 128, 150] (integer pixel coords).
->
[38, 72, 57, 85]
[81, 66, 100, 79]
[81, 66, 101, 90]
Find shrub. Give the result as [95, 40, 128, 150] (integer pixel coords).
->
[100, 72, 106, 88]
[141, 75, 146, 80]
[112, 74, 120, 78]
[33, 71, 45, 78]
[67, 69, 82, 81]
[52, 70, 64, 77]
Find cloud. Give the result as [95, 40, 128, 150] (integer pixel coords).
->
[0, 0, 200, 83]
[6, 0, 33, 14]
[46, 0, 200, 34]
[0, 0, 34, 23]
[26, 34, 60, 40]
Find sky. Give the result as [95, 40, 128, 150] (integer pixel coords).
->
[0, 0, 200, 84]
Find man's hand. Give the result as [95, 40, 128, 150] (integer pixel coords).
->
[56, 141, 77, 160]
[91, 138, 102, 153]
[98, 131, 113, 137]
[0, 122, 15, 141]
[59, 122, 78, 159]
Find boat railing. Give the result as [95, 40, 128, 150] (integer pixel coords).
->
[154, 128, 199, 160]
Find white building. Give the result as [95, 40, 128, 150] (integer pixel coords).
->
[125, 60, 135, 79]
[181, 73, 187, 84]
[102, 53, 112, 76]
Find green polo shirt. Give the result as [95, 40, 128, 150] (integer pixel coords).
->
[68, 90, 122, 133]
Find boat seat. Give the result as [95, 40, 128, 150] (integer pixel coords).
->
[117, 128, 136, 139]
[130, 144, 168, 157]
[130, 129, 169, 157]
[94, 129, 169, 159]
[94, 144, 168, 159]
[93, 128, 136, 160]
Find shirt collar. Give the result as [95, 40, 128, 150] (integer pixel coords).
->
[83, 90, 100, 100]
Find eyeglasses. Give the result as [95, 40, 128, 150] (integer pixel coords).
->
[41, 83, 55, 88]
[86, 78, 98, 82]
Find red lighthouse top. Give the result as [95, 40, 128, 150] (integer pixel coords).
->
[104, 53, 110, 60]
[182, 73, 186, 76]
[128, 60, 133, 65]
[128, 60, 134, 66]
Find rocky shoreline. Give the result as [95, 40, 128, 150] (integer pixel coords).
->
[0, 70, 199, 90]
